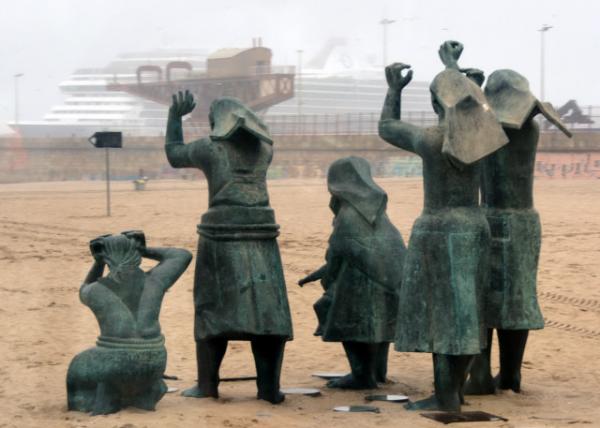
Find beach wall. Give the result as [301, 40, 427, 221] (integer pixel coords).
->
[1, 131, 599, 183]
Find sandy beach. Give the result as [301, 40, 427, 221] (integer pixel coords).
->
[0, 177, 599, 428]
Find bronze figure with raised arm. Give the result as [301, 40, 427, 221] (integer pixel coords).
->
[379, 41, 508, 412]
[165, 91, 293, 404]
[465, 69, 572, 395]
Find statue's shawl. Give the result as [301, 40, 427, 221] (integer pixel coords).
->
[209, 97, 273, 145]
[431, 68, 508, 165]
[485, 69, 572, 137]
[327, 156, 387, 225]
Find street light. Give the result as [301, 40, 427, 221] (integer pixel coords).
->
[296, 49, 304, 127]
[14, 73, 24, 125]
[380, 18, 396, 68]
[538, 24, 553, 101]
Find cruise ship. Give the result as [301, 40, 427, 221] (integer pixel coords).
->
[9, 41, 434, 138]
[9, 49, 209, 138]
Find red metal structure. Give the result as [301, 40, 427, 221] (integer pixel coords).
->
[107, 46, 295, 122]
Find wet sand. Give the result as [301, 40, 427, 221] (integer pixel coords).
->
[0, 177, 599, 427]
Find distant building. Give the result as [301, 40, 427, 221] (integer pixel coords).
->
[9, 43, 435, 138]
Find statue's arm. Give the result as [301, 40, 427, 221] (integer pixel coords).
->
[165, 90, 199, 168]
[80, 236, 106, 292]
[143, 247, 193, 291]
[378, 63, 424, 154]
[82, 259, 105, 287]
[298, 264, 328, 287]
[135, 247, 191, 338]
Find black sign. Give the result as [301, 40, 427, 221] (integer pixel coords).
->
[89, 131, 122, 148]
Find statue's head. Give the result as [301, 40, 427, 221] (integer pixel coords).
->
[208, 97, 273, 145]
[485, 69, 572, 137]
[327, 156, 387, 225]
[429, 68, 508, 165]
[90, 234, 142, 274]
[429, 68, 488, 123]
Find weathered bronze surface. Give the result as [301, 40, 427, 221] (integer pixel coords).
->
[300, 156, 406, 389]
[466, 69, 572, 395]
[378, 41, 505, 411]
[165, 92, 292, 404]
[67, 231, 192, 415]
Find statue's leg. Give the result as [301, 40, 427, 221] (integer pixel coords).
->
[405, 353, 473, 412]
[66, 348, 100, 412]
[327, 342, 378, 389]
[67, 377, 97, 412]
[182, 338, 228, 399]
[131, 378, 168, 410]
[375, 342, 390, 383]
[251, 336, 286, 404]
[496, 329, 529, 392]
[464, 328, 495, 395]
[91, 381, 121, 415]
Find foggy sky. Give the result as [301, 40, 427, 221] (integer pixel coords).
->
[1, 0, 599, 134]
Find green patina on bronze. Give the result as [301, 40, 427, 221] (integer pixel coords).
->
[378, 41, 507, 412]
[466, 69, 572, 395]
[67, 231, 192, 415]
[300, 156, 406, 389]
[165, 92, 292, 404]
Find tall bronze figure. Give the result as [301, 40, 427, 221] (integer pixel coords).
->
[465, 70, 572, 395]
[378, 41, 508, 411]
[67, 231, 192, 415]
[299, 156, 406, 389]
[165, 91, 293, 404]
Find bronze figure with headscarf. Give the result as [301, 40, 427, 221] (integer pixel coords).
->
[299, 157, 406, 389]
[164, 92, 293, 404]
[465, 69, 572, 396]
[378, 41, 507, 412]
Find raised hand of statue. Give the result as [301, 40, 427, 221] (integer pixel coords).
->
[385, 63, 413, 91]
[438, 40, 464, 70]
[169, 90, 196, 118]
[121, 230, 147, 253]
[460, 68, 485, 87]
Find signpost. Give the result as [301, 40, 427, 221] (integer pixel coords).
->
[88, 132, 122, 216]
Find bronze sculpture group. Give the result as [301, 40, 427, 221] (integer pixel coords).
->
[67, 40, 571, 415]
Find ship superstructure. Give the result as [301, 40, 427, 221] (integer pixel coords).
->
[9, 40, 435, 138]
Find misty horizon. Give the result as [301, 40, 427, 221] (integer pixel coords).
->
[1, 0, 599, 135]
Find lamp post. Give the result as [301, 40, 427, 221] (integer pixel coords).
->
[380, 18, 396, 68]
[296, 49, 303, 132]
[14, 73, 24, 125]
[538, 24, 552, 101]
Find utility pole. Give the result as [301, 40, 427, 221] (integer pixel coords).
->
[14, 73, 24, 125]
[296, 49, 304, 132]
[380, 18, 396, 68]
[538, 24, 553, 101]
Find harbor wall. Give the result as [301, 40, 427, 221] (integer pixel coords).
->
[1, 131, 599, 183]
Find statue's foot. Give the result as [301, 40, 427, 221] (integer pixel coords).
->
[327, 374, 377, 390]
[404, 395, 460, 412]
[257, 390, 285, 404]
[495, 374, 521, 393]
[463, 375, 496, 395]
[181, 385, 218, 399]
